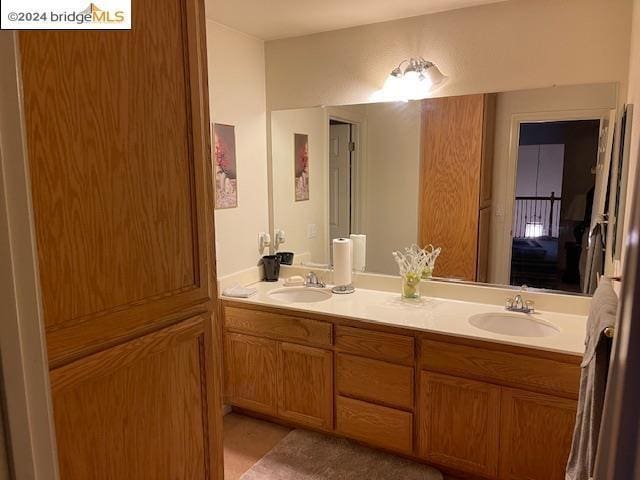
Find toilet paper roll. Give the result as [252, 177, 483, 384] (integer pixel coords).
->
[332, 238, 352, 286]
[350, 234, 366, 272]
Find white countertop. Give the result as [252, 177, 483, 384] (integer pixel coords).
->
[222, 280, 587, 357]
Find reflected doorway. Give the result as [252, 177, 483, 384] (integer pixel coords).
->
[510, 120, 601, 292]
[329, 119, 353, 243]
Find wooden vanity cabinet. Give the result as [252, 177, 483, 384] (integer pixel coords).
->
[277, 343, 333, 429]
[223, 308, 334, 430]
[499, 388, 577, 480]
[418, 372, 501, 478]
[222, 303, 581, 480]
[418, 336, 580, 479]
[224, 333, 278, 415]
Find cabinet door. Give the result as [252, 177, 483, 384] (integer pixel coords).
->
[419, 94, 485, 281]
[50, 317, 210, 479]
[19, 0, 214, 367]
[224, 333, 277, 415]
[419, 372, 500, 478]
[20, 0, 220, 476]
[277, 343, 333, 429]
[499, 388, 577, 480]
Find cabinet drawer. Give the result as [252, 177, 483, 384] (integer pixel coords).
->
[335, 325, 414, 364]
[336, 396, 413, 454]
[336, 353, 414, 410]
[224, 306, 332, 347]
[420, 339, 580, 398]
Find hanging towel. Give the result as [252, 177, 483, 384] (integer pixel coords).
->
[582, 223, 605, 294]
[566, 279, 618, 480]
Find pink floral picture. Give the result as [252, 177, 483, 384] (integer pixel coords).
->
[294, 133, 309, 201]
[213, 123, 237, 209]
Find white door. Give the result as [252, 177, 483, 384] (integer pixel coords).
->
[329, 123, 351, 242]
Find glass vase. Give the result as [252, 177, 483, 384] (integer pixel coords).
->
[421, 266, 433, 280]
[401, 272, 421, 299]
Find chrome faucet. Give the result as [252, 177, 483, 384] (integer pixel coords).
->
[305, 271, 326, 288]
[506, 285, 535, 314]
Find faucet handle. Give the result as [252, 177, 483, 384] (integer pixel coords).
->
[525, 300, 535, 312]
[520, 284, 528, 292]
[505, 297, 514, 309]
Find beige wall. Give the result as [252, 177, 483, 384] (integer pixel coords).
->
[621, 0, 640, 272]
[361, 101, 421, 275]
[489, 83, 619, 284]
[207, 21, 270, 277]
[270, 101, 421, 273]
[265, 0, 632, 111]
[271, 108, 329, 263]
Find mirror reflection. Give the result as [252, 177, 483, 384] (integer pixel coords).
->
[271, 82, 622, 295]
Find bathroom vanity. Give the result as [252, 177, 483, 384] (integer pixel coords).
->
[221, 282, 584, 480]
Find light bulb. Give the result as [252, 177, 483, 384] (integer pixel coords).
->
[381, 73, 404, 101]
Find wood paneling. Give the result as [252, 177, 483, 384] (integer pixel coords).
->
[420, 338, 580, 398]
[499, 388, 577, 480]
[335, 325, 414, 365]
[224, 333, 277, 415]
[419, 372, 500, 478]
[336, 353, 414, 410]
[336, 396, 413, 454]
[419, 94, 484, 281]
[477, 207, 491, 283]
[224, 306, 333, 347]
[20, 0, 215, 367]
[50, 317, 209, 479]
[277, 343, 333, 430]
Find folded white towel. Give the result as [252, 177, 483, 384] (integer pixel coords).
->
[222, 284, 257, 298]
[284, 275, 305, 286]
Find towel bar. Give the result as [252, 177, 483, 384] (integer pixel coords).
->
[604, 326, 615, 338]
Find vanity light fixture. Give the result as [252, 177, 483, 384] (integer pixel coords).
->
[380, 57, 447, 101]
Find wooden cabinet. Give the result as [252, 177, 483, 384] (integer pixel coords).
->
[420, 338, 580, 399]
[499, 388, 577, 480]
[336, 396, 413, 454]
[19, 0, 220, 476]
[419, 93, 496, 281]
[225, 306, 333, 347]
[224, 333, 277, 415]
[419, 372, 501, 478]
[222, 304, 581, 480]
[223, 331, 333, 429]
[277, 343, 333, 429]
[336, 353, 414, 410]
[335, 325, 414, 365]
[50, 317, 211, 479]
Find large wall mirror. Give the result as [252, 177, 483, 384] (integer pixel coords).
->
[270, 82, 630, 295]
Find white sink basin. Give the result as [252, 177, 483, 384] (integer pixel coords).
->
[268, 287, 332, 304]
[468, 312, 560, 338]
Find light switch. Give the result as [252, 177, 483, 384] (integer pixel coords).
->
[307, 224, 317, 239]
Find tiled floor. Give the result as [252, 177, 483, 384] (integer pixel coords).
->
[223, 413, 292, 480]
[223, 412, 461, 480]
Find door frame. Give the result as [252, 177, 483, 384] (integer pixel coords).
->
[0, 31, 60, 480]
[325, 107, 368, 255]
[498, 108, 613, 285]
